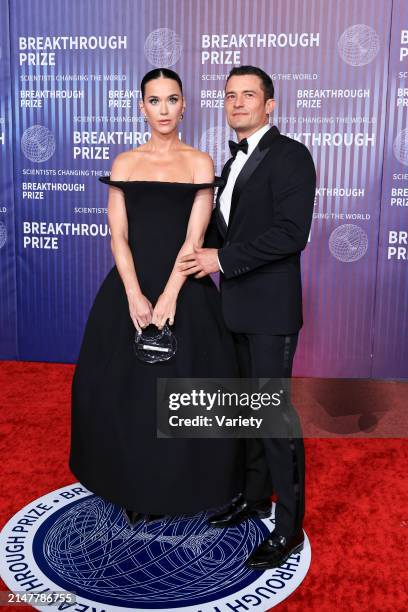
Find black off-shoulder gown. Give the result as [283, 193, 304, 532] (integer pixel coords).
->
[69, 176, 244, 514]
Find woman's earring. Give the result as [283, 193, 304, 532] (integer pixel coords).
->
[144, 116, 148, 123]
[180, 113, 184, 120]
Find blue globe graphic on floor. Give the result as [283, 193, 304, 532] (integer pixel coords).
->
[33, 495, 271, 608]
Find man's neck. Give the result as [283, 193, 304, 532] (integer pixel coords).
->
[236, 121, 269, 141]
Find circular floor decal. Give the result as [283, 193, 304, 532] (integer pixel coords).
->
[0, 484, 311, 611]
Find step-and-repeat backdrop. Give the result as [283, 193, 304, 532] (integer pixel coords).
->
[0, 0, 406, 377]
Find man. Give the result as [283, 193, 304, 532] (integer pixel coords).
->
[178, 65, 316, 569]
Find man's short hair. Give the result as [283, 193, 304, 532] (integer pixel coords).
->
[226, 65, 274, 102]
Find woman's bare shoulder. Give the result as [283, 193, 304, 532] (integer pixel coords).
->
[190, 148, 214, 173]
[181, 148, 214, 183]
[110, 150, 141, 180]
[181, 146, 213, 166]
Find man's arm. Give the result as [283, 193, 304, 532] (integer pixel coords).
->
[218, 143, 316, 279]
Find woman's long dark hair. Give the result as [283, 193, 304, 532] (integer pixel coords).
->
[140, 68, 183, 99]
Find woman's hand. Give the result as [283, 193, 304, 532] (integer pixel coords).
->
[152, 291, 177, 330]
[128, 292, 153, 333]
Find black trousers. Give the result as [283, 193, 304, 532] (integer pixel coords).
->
[232, 332, 305, 538]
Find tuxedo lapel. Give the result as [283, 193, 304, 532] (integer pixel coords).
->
[227, 125, 280, 233]
[215, 157, 234, 238]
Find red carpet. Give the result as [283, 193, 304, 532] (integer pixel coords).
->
[0, 360, 407, 611]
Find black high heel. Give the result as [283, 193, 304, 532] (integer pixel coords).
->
[145, 514, 166, 524]
[122, 508, 144, 525]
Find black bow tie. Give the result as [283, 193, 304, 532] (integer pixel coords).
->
[228, 138, 248, 158]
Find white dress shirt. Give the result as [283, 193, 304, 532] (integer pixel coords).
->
[217, 123, 271, 273]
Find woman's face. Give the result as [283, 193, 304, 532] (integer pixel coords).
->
[140, 77, 185, 133]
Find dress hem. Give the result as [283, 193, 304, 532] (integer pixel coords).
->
[69, 460, 241, 516]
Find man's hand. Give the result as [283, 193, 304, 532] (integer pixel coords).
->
[178, 247, 220, 278]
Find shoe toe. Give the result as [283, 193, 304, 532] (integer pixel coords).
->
[145, 514, 166, 523]
[122, 508, 144, 525]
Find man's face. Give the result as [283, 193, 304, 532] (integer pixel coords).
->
[224, 74, 274, 134]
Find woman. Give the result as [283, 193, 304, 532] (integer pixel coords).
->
[69, 68, 243, 525]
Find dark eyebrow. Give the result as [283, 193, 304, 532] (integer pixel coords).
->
[147, 93, 180, 99]
[225, 89, 257, 94]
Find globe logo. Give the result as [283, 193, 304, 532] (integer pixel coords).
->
[0, 486, 311, 610]
[144, 28, 182, 67]
[200, 126, 233, 172]
[21, 125, 56, 162]
[32, 495, 271, 609]
[0, 221, 6, 249]
[338, 24, 380, 66]
[329, 224, 368, 262]
[393, 129, 408, 166]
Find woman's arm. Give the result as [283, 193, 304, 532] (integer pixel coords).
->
[107, 153, 153, 331]
[151, 152, 215, 329]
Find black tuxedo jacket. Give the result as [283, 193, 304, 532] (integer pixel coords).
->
[204, 125, 316, 334]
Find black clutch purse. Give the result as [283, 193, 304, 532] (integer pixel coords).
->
[133, 324, 177, 363]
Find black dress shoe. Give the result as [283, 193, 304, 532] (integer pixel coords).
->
[122, 508, 144, 525]
[145, 514, 166, 524]
[208, 493, 272, 528]
[245, 530, 304, 569]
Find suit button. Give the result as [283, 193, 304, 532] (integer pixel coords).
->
[226, 240, 230, 246]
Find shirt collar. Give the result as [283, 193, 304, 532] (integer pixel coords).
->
[245, 123, 271, 155]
